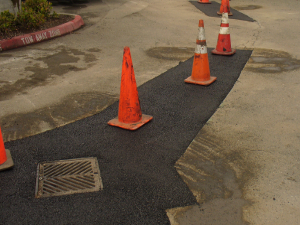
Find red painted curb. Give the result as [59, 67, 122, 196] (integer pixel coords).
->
[0, 15, 84, 52]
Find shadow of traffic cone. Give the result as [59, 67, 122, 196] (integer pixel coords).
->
[198, 0, 211, 4]
[185, 20, 216, 86]
[212, 13, 236, 55]
[108, 47, 153, 130]
[217, 0, 233, 16]
[0, 127, 14, 171]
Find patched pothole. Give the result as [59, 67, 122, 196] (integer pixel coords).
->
[146, 47, 194, 61]
[233, 5, 262, 10]
[245, 48, 300, 73]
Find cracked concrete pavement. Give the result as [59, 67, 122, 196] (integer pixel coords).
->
[1, 0, 300, 224]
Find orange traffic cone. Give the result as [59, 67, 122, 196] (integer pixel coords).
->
[217, 0, 233, 16]
[185, 20, 216, 86]
[198, 0, 211, 4]
[212, 13, 236, 55]
[0, 127, 14, 171]
[108, 47, 153, 130]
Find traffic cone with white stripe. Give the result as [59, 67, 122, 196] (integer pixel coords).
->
[217, 0, 233, 16]
[185, 20, 216, 86]
[198, 0, 211, 4]
[212, 13, 236, 55]
[108, 47, 153, 130]
[0, 127, 14, 171]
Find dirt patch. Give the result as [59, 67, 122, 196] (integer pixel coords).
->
[245, 48, 300, 73]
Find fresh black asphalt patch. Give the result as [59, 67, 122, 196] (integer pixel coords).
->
[190, 1, 255, 22]
[1, 49, 252, 224]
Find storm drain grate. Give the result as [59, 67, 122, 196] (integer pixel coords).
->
[35, 157, 103, 198]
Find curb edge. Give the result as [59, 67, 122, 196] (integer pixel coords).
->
[0, 15, 84, 52]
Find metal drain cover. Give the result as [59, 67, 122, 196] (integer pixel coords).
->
[35, 157, 103, 198]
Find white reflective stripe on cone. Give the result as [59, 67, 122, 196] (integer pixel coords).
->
[219, 27, 230, 34]
[195, 45, 208, 54]
[221, 13, 229, 24]
[197, 27, 206, 41]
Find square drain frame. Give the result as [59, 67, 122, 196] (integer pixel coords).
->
[35, 157, 103, 198]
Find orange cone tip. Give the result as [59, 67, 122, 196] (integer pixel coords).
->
[217, 0, 233, 16]
[184, 20, 216, 86]
[108, 47, 153, 130]
[0, 127, 14, 171]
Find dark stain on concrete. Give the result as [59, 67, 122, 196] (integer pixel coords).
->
[146, 47, 194, 61]
[67, 13, 96, 31]
[87, 48, 101, 53]
[36, 47, 80, 65]
[123, 12, 143, 19]
[80, 12, 101, 19]
[83, 52, 97, 63]
[0, 54, 13, 57]
[246, 48, 300, 73]
[234, 5, 262, 10]
[69, 48, 97, 62]
[62, 4, 88, 11]
[175, 128, 256, 224]
[0, 92, 118, 142]
[0, 47, 98, 101]
[74, 12, 100, 30]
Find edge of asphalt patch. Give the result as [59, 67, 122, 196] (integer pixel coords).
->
[1, 48, 252, 224]
[190, 1, 255, 22]
[0, 15, 84, 52]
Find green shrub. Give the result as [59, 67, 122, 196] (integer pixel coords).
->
[52, 11, 59, 19]
[21, 0, 53, 19]
[0, 10, 16, 33]
[16, 7, 46, 29]
[0, 0, 58, 32]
